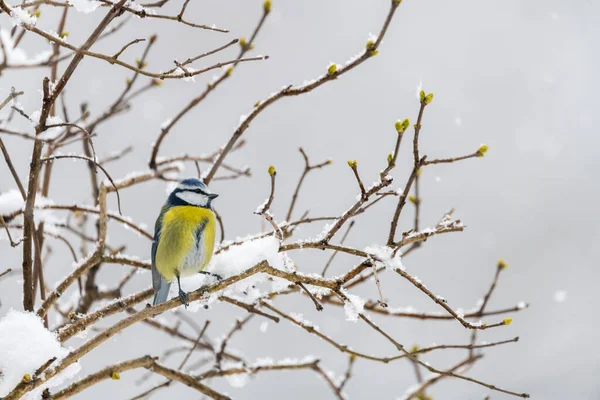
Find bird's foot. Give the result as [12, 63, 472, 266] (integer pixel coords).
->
[178, 289, 189, 308]
[199, 271, 223, 281]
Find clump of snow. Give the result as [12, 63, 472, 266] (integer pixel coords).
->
[517, 301, 527, 309]
[224, 371, 249, 388]
[68, 0, 101, 13]
[45, 29, 68, 43]
[179, 236, 294, 310]
[0, 189, 63, 234]
[210, 236, 291, 277]
[176, 66, 197, 82]
[160, 118, 173, 130]
[342, 290, 364, 322]
[302, 283, 331, 299]
[0, 189, 23, 215]
[252, 355, 316, 368]
[314, 221, 337, 242]
[365, 245, 403, 271]
[124, 0, 154, 14]
[290, 313, 319, 331]
[255, 198, 269, 214]
[259, 321, 269, 333]
[553, 290, 567, 303]
[0, 30, 51, 66]
[29, 110, 64, 140]
[8, 6, 37, 27]
[0, 311, 81, 397]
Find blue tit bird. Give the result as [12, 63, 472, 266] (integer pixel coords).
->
[152, 178, 220, 306]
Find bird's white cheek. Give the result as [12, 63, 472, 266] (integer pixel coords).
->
[175, 191, 208, 207]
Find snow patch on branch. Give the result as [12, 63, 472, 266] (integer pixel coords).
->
[0, 311, 81, 397]
[0, 30, 51, 66]
[0, 189, 63, 235]
[342, 289, 364, 322]
[7, 5, 37, 27]
[365, 245, 403, 271]
[180, 236, 293, 311]
[29, 110, 64, 140]
[68, 0, 101, 13]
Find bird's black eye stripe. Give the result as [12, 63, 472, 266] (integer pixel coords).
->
[192, 189, 208, 195]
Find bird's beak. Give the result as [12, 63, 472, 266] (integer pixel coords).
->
[208, 193, 219, 200]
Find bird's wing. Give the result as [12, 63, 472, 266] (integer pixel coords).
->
[151, 205, 167, 293]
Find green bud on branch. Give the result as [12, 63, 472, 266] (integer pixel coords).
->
[476, 144, 489, 157]
[395, 118, 410, 133]
[327, 63, 337, 76]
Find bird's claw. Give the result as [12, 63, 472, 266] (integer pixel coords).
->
[178, 290, 189, 308]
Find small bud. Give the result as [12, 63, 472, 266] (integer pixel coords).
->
[268, 165, 276, 176]
[254, 101, 261, 107]
[419, 90, 426, 102]
[366, 40, 374, 49]
[476, 144, 489, 157]
[395, 118, 410, 133]
[327, 63, 337, 76]
[239, 38, 247, 48]
[410, 344, 419, 353]
[111, 371, 120, 380]
[347, 160, 357, 168]
[394, 121, 403, 133]
[325, 159, 333, 165]
[424, 92, 434, 104]
[416, 168, 422, 177]
[135, 59, 147, 69]
[387, 153, 393, 164]
[408, 195, 418, 204]
[498, 259, 507, 270]
[482, 322, 487, 328]
[32, 10, 41, 18]
[349, 354, 356, 360]
[503, 318, 513, 326]
[394, 0, 403, 4]
[125, 78, 132, 85]
[60, 31, 69, 39]
[149, 34, 157, 43]
[263, 0, 271, 13]
[22, 373, 31, 383]
[369, 49, 379, 57]
[151, 79, 163, 86]
[226, 67, 233, 76]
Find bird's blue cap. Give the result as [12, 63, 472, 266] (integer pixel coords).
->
[178, 177, 208, 190]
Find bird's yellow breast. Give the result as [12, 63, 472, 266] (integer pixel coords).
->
[155, 206, 216, 281]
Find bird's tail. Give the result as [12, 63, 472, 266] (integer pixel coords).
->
[153, 279, 172, 305]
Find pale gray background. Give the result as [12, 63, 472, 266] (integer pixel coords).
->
[1, 0, 599, 398]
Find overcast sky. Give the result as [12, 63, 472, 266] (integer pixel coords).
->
[1, 0, 599, 398]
